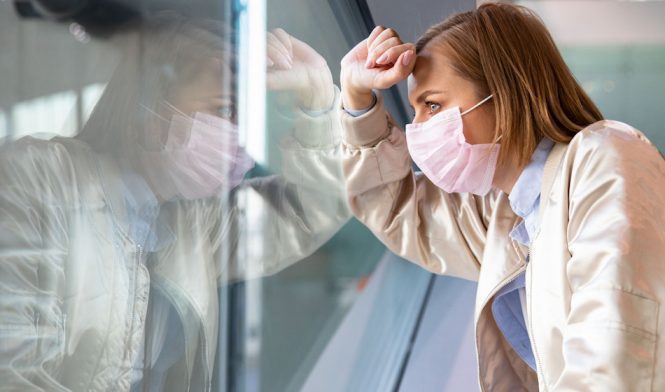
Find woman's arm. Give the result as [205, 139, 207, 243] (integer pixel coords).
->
[210, 87, 352, 281]
[555, 125, 665, 390]
[0, 139, 70, 391]
[341, 92, 494, 281]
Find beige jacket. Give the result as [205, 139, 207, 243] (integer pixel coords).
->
[341, 94, 665, 391]
[0, 94, 349, 391]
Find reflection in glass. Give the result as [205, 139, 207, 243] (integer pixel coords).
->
[12, 90, 78, 138]
[0, 8, 354, 391]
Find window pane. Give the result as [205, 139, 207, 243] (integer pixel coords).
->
[0, 1, 410, 391]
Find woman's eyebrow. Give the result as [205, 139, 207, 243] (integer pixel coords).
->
[416, 89, 446, 103]
[409, 89, 447, 106]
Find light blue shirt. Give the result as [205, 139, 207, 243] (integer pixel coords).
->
[119, 168, 183, 390]
[491, 138, 554, 371]
[120, 167, 174, 252]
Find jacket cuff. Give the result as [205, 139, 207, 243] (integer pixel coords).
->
[276, 86, 342, 149]
[340, 91, 391, 148]
[344, 92, 377, 117]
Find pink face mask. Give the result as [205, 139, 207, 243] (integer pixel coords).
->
[140, 112, 255, 200]
[405, 95, 499, 196]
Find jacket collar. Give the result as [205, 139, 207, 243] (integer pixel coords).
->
[537, 142, 569, 227]
[474, 141, 569, 320]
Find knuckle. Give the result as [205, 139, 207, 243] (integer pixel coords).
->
[385, 37, 399, 47]
[385, 28, 400, 38]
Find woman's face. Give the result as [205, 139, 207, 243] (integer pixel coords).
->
[141, 57, 237, 151]
[407, 45, 496, 145]
[170, 58, 237, 124]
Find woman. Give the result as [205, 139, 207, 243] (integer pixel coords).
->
[0, 14, 348, 391]
[339, 3, 665, 391]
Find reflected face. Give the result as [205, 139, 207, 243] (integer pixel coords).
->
[171, 58, 237, 124]
[142, 57, 237, 151]
[407, 45, 496, 145]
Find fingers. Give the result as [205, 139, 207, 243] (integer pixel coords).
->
[368, 27, 400, 53]
[365, 27, 402, 68]
[375, 43, 415, 65]
[267, 31, 293, 69]
[375, 48, 415, 89]
[271, 28, 293, 56]
[267, 43, 291, 68]
[366, 25, 386, 49]
[286, 32, 327, 67]
[372, 38, 413, 66]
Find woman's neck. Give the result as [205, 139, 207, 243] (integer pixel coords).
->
[492, 159, 523, 195]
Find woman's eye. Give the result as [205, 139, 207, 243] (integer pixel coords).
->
[426, 102, 441, 114]
[216, 104, 236, 121]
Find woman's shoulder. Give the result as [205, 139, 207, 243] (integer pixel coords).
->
[567, 120, 661, 164]
[563, 120, 664, 191]
[0, 136, 103, 203]
[1, 136, 94, 166]
[572, 120, 656, 150]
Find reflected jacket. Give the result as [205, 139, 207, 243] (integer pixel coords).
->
[0, 95, 349, 391]
[341, 94, 665, 391]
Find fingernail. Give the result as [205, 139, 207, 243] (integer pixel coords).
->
[376, 53, 389, 64]
[267, 58, 274, 67]
[365, 59, 373, 68]
[402, 50, 413, 66]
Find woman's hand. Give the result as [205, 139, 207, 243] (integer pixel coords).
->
[266, 28, 335, 112]
[340, 26, 416, 110]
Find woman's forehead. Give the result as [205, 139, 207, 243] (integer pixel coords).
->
[408, 50, 471, 101]
[408, 53, 450, 97]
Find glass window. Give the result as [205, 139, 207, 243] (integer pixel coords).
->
[0, 1, 429, 391]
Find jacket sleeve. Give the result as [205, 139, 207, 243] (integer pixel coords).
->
[340, 93, 493, 281]
[213, 87, 352, 281]
[554, 124, 665, 391]
[0, 139, 69, 391]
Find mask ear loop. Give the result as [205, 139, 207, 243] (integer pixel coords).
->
[461, 94, 494, 116]
[462, 94, 501, 163]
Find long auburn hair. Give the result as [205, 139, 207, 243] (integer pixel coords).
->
[415, 2, 603, 168]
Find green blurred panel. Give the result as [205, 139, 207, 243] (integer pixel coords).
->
[561, 45, 665, 151]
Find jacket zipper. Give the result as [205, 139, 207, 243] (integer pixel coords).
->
[136, 244, 156, 392]
[526, 243, 546, 390]
[121, 244, 143, 385]
[475, 264, 526, 392]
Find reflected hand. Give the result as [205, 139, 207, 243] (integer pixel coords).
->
[340, 26, 415, 110]
[266, 29, 334, 112]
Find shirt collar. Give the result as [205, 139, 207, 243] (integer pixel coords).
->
[119, 164, 175, 252]
[508, 138, 555, 219]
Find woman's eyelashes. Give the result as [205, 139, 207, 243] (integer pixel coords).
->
[213, 103, 237, 122]
[409, 101, 444, 120]
[425, 101, 441, 114]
